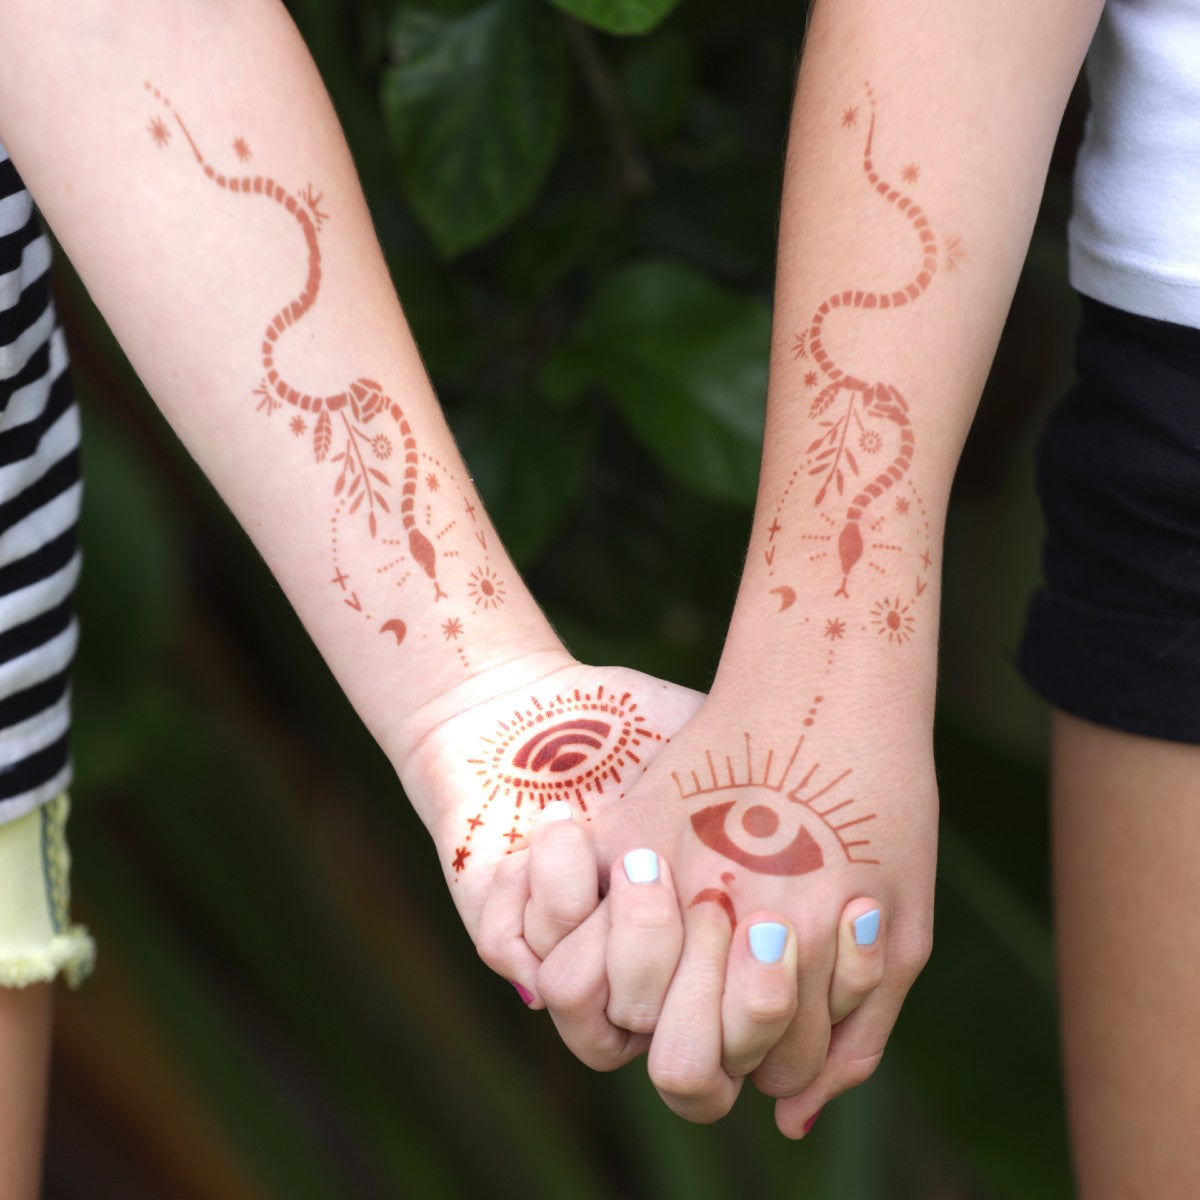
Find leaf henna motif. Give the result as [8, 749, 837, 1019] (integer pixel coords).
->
[453, 686, 664, 875]
[313, 410, 332, 461]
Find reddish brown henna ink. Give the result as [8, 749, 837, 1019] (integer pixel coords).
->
[144, 83, 446, 618]
[453, 686, 664, 877]
[689, 888, 738, 931]
[673, 705, 880, 877]
[786, 84, 959, 602]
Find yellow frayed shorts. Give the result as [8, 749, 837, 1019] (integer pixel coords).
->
[0, 794, 94, 988]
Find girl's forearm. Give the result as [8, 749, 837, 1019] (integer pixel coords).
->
[0, 1, 567, 790]
[711, 0, 1103, 725]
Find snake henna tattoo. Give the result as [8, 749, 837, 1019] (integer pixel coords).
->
[144, 85, 507, 662]
[773, 83, 958, 636]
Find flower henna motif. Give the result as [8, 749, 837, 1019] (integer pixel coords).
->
[452, 686, 664, 876]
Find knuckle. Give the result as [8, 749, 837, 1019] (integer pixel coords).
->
[838, 1049, 885, 1090]
[536, 959, 589, 1014]
[648, 1053, 715, 1103]
[743, 990, 797, 1028]
[894, 932, 933, 981]
[475, 930, 509, 975]
[605, 1001, 659, 1035]
[753, 1055, 821, 1099]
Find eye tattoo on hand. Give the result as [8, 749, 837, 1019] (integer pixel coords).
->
[450, 686, 664, 877]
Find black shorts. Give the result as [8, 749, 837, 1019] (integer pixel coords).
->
[1018, 295, 1200, 744]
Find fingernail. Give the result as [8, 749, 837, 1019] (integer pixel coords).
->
[624, 848, 659, 884]
[803, 1107, 823, 1135]
[748, 921, 788, 964]
[512, 982, 534, 1006]
[853, 909, 880, 947]
[539, 801, 573, 824]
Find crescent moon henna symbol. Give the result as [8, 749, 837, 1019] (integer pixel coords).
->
[770, 585, 797, 612]
[379, 618, 407, 645]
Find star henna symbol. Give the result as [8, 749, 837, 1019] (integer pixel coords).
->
[901, 163, 920, 183]
[232, 136, 251, 162]
[441, 617, 463, 640]
[841, 106, 858, 128]
[290, 415, 307, 436]
[452, 846, 470, 873]
[467, 814, 483, 831]
[895, 497, 910, 515]
[148, 115, 171, 147]
[824, 618, 847, 640]
[426, 473, 440, 492]
[804, 370, 819, 389]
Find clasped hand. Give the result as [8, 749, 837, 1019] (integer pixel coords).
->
[399, 659, 935, 1135]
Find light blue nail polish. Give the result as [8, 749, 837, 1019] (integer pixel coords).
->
[749, 922, 788, 964]
[853, 909, 881, 947]
[624, 848, 659, 884]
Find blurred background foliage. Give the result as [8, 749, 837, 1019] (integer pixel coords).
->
[42, 0, 1088, 1194]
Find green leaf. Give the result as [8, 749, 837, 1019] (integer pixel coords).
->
[454, 396, 597, 565]
[542, 259, 768, 505]
[381, 0, 570, 256]
[548, 0, 683, 37]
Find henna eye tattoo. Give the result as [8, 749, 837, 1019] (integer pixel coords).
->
[674, 721, 880, 878]
[452, 686, 664, 875]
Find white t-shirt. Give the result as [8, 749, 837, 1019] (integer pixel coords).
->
[1070, 0, 1200, 327]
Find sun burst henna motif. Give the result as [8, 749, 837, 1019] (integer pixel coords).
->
[453, 686, 663, 875]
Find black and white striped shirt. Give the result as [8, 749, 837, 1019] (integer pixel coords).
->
[0, 144, 81, 826]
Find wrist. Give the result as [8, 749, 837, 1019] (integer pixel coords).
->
[382, 645, 576, 780]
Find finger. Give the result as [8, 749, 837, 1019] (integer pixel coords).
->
[524, 801, 599, 960]
[773, 977, 904, 1138]
[719, 915, 799, 1078]
[475, 850, 544, 1008]
[538, 899, 649, 1071]
[829, 901, 885, 1023]
[750, 907, 839, 1099]
[606, 849, 684, 1034]
[647, 891, 742, 1123]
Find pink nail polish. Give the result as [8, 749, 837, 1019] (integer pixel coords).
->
[802, 1107, 823, 1135]
[512, 982, 534, 1006]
